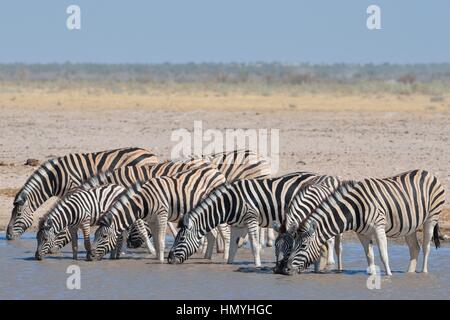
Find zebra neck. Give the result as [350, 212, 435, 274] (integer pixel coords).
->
[193, 188, 236, 237]
[23, 184, 52, 212]
[25, 161, 64, 210]
[111, 196, 143, 235]
[51, 203, 84, 233]
[314, 204, 355, 243]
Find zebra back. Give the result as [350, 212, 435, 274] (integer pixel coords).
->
[98, 164, 227, 234]
[203, 149, 272, 181]
[79, 158, 208, 190]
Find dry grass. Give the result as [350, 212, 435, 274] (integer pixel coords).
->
[0, 188, 19, 198]
[0, 82, 449, 112]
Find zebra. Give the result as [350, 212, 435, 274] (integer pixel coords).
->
[272, 176, 343, 274]
[35, 184, 127, 260]
[280, 170, 445, 276]
[42, 158, 207, 256]
[168, 172, 329, 267]
[79, 158, 208, 191]
[90, 165, 227, 262]
[7, 147, 158, 240]
[84, 149, 271, 253]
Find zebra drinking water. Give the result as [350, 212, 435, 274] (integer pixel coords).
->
[90, 165, 227, 262]
[168, 172, 330, 267]
[7, 147, 158, 240]
[84, 149, 271, 255]
[273, 175, 343, 274]
[35, 184, 127, 260]
[280, 170, 445, 275]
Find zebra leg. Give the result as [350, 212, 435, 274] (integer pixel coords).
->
[167, 222, 178, 238]
[259, 227, 266, 249]
[317, 244, 328, 272]
[237, 235, 248, 248]
[149, 221, 160, 258]
[326, 238, 336, 265]
[247, 223, 262, 267]
[421, 221, 437, 273]
[358, 234, 376, 275]
[69, 227, 79, 260]
[405, 232, 420, 273]
[267, 227, 275, 247]
[118, 230, 129, 257]
[153, 215, 168, 262]
[334, 234, 343, 271]
[227, 226, 248, 264]
[109, 236, 120, 260]
[204, 230, 216, 259]
[374, 228, 392, 276]
[81, 221, 92, 261]
[135, 219, 156, 255]
[218, 224, 230, 260]
[216, 229, 225, 254]
[199, 237, 207, 254]
[313, 259, 320, 273]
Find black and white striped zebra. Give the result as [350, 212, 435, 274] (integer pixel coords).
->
[91, 165, 227, 261]
[272, 176, 343, 274]
[280, 170, 445, 275]
[84, 150, 271, 252]
[42, 158, 206, 256]
[7, 147, 158, 240]
[79, 158, 208, 191]
[168, 172, 329, 267]
[35, 184, 127, 260]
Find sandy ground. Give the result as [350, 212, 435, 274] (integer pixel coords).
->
[0, 104, 449, 232]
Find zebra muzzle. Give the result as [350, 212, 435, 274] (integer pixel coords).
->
[35, 251, 43, 261]
[167, 254, 180, 264]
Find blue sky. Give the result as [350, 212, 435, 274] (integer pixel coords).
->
[0, 0, 449, 64]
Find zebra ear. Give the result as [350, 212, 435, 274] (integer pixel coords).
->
[299, 219, 317, 236]
[177, 217, 184, 229]
[48, 219, 54, 228]
[43, 218, 54, 231]
[180, 215, 192, 229]
[273, 221, 287, 234]
[272, 222, 281, 233]
[14, 194, 25, 206]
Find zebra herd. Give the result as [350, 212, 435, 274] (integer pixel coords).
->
[6, 147, 446, 276]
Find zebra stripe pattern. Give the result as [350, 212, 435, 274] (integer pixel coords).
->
[91, 165, 227, 261]
[35, 184, 126, 260]
[7, 147, 158, 240]
[168, 172, 326, 267]
[281, 170, 445, 275]
[273, 175, 342, 274]
[84, 150, 271, 251]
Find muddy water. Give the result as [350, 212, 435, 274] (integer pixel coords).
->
[1, 232, 449, 300]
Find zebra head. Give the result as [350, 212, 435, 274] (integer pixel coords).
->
[272, 221, 296, 274]
[7, 192, 33, 240]
[282, 219, 321, 275]
[91, 223, 118, 260]
[168, 218, 201, 264]
[35, 218, 57, 260]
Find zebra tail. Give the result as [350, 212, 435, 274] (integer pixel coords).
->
[432, 223, 441, 249]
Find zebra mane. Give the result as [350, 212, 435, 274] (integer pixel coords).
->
[293, 179, 358, 236]
[317, 179, 358, 209]
[97, 182, 142, 227]
[38, 203, 59, 230]
[80, 169, 114, 190]
[183, 182, 231, 227]
[40, 188, 82, 228]
[17, 159, 59, 200]
[38, 213, 49, 229]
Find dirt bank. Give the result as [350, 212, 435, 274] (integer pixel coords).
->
[1, 103, 449, 232]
